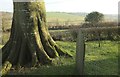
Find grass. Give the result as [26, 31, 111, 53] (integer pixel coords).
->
[1, 29, 118, 75]
[46, 12, 84, 23]
[84, 41, 118, 75]
[57, 41, 118, 75]
[1, 11, 118, 75]
[7, 41, 118, 75]
[49, 29, 69, 32]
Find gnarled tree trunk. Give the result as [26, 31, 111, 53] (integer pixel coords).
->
[2, 1, 72, 75]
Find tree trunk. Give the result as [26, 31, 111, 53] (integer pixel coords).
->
[2, 1, 72, 75]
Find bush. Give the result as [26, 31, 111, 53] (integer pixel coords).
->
[69, 26, 80, 42]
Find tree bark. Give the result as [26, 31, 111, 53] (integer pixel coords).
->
[1, 1, 72, 75]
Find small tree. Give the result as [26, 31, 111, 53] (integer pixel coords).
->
[85, 11, 104, 47]
[85, 11, 104, 23]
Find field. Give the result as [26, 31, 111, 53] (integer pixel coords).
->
[1, 12, 117, 30]
[46, 12, 84, 25]
[0, 41, 117, 75]
[1, 11, 119, 75]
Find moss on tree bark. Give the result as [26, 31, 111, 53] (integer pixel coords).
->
[1, 1, 72, 75]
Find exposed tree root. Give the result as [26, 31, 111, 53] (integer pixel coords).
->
[2, 61, 12, 76]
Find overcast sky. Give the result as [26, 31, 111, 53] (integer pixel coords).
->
[0, 0, 119, 14]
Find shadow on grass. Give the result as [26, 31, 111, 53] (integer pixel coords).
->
[6, 57, 118, 76]
[17, 58, 118, 75]
[26, 63, 77, 75]
[85, 57, 118, 75]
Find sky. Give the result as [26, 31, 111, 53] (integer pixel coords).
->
[0, 0, 119, 14]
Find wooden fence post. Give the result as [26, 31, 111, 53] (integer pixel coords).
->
[76, 28, 85, 75]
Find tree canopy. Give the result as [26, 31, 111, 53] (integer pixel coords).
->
[85, 11, 104, 23]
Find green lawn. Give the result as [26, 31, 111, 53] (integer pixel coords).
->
[57, 41, 118, 75]
[7, 41, 118, 75]
[84, 41, 118, 75]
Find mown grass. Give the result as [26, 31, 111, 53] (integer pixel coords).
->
[7, 41, 118, 75]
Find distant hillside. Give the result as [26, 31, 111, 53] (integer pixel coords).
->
[104, 14, 118, 22]
[66, 12, 117, 22]
[0, 11, 118, 30]
[1, 11, 117, 22]
[1, 12, 13, 19]
[0, 11, 85, 23]
[47, 12, 84, 24]
[67, 12, 88, 17]
[1, 12, 13, 30]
